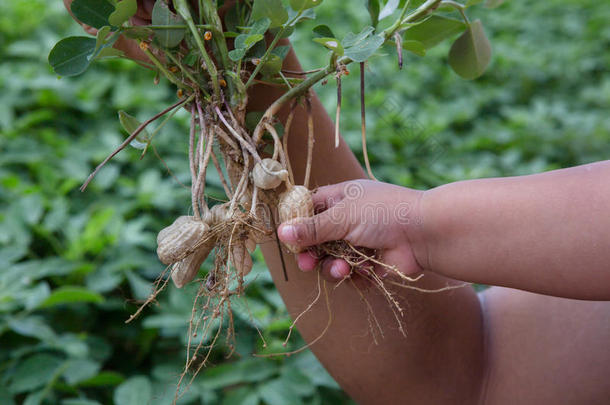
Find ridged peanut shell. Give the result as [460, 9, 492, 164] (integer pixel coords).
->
[278, 186, 313, 253]
[171, 242, 215, 288]
[157, 216, 208, 265]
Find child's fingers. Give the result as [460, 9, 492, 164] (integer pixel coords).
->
[320, 258, 351, 281]
[296, 250, 319, 272]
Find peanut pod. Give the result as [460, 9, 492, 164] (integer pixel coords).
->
[157, 216, 209, 265]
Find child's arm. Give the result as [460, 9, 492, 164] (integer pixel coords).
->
[423, 161, 610, 299]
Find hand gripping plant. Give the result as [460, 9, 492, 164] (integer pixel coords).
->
[50, 0, 497, 396]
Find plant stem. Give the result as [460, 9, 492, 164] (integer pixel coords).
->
[141, 46, 185, 89]
[174, 0, 220, 97]
[245, 10, 304, 89]
[200, 0, 232, 71]
[360, 62, 377, 181]
[245, 28, 285, 89]
[440, 0, 470, 24]
[164, 50, 206, 95]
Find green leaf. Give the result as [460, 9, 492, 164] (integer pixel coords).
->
[366, 0, 380, 27]
[48, 36, 97, 77]
[289, 0, 324, 11]
[340, 25, 385, 63]
[108, 0, 137, 27]
[93, 26, 111, 55]
[118, 111, 151, 150]
[342, 26, 375, 48]
[7, 316, 56, 342]
[251, 0, 288, 28]
[229, 48, 247, 61]
[448, 19, 492, 80]
[258, 378, 302, 405]
[202, 359, 277, 390]
[70, 0, 114, 29]
[113, 376, 152, 405]
[78, 371, 125, 387]
[38, 286, 104, 308]
[280, 366, 315, 397]
[402, 15, 466, 49]
[250, 18, 271, 35]
[245, 34, 264, 47]
[222, 387, 259, 405]
[9, 353, 64, 393]
[151, 0, 185, 48]
[312, 37, 344, 55]
[379, 0, 399, 20]
[402, 39, 426, 56]
[312, 24, 334, 38]
[63, 359, 101, 385]
[465, 0, 484, 6]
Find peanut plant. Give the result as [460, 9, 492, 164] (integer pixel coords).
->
[49, 0, 497, 399]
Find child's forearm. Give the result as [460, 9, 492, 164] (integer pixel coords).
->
[421, 161, 610, 300]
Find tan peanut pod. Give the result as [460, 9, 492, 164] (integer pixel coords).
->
[229, 242, 253, 276]
[157, 216, 208, 265]
[278, 185, 314, 253]
[171, 242, 215, 288]
[252, 158, 288, 190]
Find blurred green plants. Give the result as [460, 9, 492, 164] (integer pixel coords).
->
[1, 0, 609, 404]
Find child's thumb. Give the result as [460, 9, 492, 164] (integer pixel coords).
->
[278, 210, 347, 248]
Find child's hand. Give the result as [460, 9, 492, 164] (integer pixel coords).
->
[277, 180, 427, 281]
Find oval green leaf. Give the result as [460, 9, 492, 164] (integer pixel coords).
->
[38, 286, 104, 308]
[403, 15, 466, 49]
[448, 19, 492, 80]
[48, 36, 97, 77]
[344, 34, 384, 62]
[402, 39, 426, 56]
[312, 24, 334, 38]
[312, 37, 344, 56]
[108, 0, 137, 27]
[229, 48, 247, 61]
[366, 0, 380, 27]
[70, 0, 114, 29]
[113, 376, 152, 405]
[250, 18, 271, 35]
[244, 34, 264, 47]
[151, 0, 185, 48]
[118, 111, 151, 149]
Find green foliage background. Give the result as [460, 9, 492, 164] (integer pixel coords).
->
[1, 0, 609, 404]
